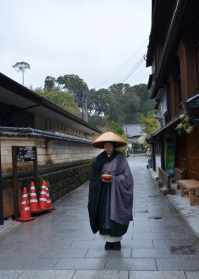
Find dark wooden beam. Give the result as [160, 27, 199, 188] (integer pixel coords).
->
[161, 137, 165, 170]
[152, 143, 156, 171]
[151, 0, 189, 98]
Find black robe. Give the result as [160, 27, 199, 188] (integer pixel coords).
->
[88, 151, 134, 236]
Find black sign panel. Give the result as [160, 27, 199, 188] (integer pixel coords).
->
[16, 147, 36, 162]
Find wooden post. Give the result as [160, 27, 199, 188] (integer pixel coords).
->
[161, 137, 165, 170]
[12, 147, 20, 219]
[178, 40, 199, 99]
[152, 143, 156, 171]
[0, 143, 4, 225]
[33, 147, 38, 180]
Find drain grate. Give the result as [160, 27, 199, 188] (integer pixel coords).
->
[170, 245, 196, 255]
[136, 210, 149, 214]
[148, 194, 160, 198]
[149, 216, 162, 220]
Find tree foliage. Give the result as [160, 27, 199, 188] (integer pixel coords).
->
[56, 74, 88, 107]
[42, 74, 155, 129]
[88, 83, 154, 126]
[44, 76, 56, 91]
[13, 61, 31, 72]
[139, 112, 160, 135]
[13, 61, 31, 85]
[36, 89, 80, 116]
[87, 88, 110, 116]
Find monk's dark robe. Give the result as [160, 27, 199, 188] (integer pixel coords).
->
[88, 151, 134, 237]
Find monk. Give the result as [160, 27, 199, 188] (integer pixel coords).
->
[88, 132, 134, 250]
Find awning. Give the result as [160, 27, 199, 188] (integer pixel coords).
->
[147, 116, 180, 143]
[0, 73, 101, 135]
[0, 126, 92, 145]
[186, 93, 199, 125]
[186, 93, 199, 108]
[150, 0, 189, 98]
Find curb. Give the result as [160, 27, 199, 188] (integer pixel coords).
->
[148, 167, 199, 241]
[0, 220, 20, 240]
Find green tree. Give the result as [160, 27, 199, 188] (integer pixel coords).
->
[57, 74, 88, 107]
[109, 121, 124, 136]
[57, 74, 89, 120]
[87, 88, 110, 116]
[87, 83, 155, 127]
[13, 61, 30, 85]
[139, 112, 159, 135]
[36, 89, 80, 115]
[44, 76, 56, 91]
[42, 74, 155, 128]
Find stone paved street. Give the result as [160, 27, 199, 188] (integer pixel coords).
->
[0, 156, 199, 278]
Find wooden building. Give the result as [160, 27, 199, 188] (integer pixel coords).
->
[123, 124, 146, 154]
[0, 73, 100, 222]
[147, 1, 199, 179]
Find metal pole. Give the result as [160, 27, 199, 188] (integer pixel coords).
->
[22, 70, 25, 85]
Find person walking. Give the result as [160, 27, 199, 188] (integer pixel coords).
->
[88, 131, 134, 250]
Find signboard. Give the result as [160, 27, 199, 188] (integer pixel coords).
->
[16, 146, 36, 162]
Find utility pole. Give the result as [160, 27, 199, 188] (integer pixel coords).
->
[13, 61, 31, 85]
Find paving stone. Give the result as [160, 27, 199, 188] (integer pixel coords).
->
[0, 156, 198, 272]
[105, 258, 156, 271]
[129, 271, 186, 278]
[0, 271, 23, 279]
[157, 258, 199, 271]
[39, 248, 88, 258]
[123, 240, 153, 249]
[153, 239, 197, 249]
[19, 270, 74, 279]
[55, 259, 106, 270]
[70, 240, 104, 249]
[86, 248, 131, 258]
[132, 248, 173, 258]
[73, 271, 128, 279]
[186, 272, 199, 279]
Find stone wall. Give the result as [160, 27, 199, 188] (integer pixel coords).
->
[0, 137, 99, 174]
[42, 161, 91, 201]
[1, 136, 100, 218]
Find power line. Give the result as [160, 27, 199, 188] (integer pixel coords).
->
[96, 40, 148, 88]
[121, 55, 145, 83]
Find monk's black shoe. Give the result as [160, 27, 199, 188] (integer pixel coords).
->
[111, 241, 121, 250]
[105, 242, 112, 250]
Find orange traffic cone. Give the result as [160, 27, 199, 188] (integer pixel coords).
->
[44, 180, 54, 211]
[17, 187, 34, 222]
[29, 181, 41, 214]
[39, 180, 48, 211]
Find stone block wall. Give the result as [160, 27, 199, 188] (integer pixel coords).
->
[0, 137, 99, 175]
[42, 162, 91, 201]
[0, 136, 100, 218]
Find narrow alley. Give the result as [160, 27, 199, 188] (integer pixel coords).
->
[0, 156, 199, 278]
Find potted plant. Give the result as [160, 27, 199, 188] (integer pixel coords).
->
[176, 113, 194, 135]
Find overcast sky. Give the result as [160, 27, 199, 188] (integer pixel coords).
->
[1, 0, 151, 90]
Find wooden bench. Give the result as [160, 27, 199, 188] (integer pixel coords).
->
[175, 168, 185, 181]
[158, 168, 175, 195]
[177, 179, 199, 206]
[174, 168, 185, 190]
[158, 168, 171, 188]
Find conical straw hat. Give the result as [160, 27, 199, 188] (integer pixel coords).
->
[92, 131, 127, 149]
